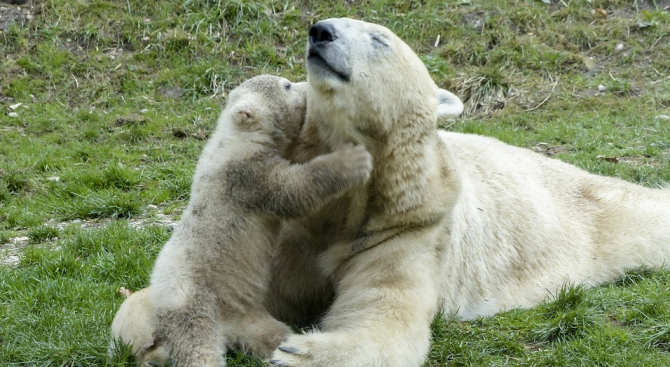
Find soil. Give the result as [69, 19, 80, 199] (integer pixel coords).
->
[0, 0, 33, 31]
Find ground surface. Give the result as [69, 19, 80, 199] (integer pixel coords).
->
[1, 0, 670, 366]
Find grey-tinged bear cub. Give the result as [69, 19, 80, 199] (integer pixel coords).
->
[139, 75, 373, 367]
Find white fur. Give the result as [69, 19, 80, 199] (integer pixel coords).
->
[267, 18, 670, 367]
[108, 288, 169, 367]
[435, 88, 464, 117]
[438, 131, 670, 319]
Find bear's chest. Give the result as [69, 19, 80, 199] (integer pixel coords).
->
[302, 186, 370, 246]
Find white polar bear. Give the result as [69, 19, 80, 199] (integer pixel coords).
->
[266, 18, 670, 367]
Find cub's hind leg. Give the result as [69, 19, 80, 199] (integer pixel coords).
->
[154, 289, 226, 367]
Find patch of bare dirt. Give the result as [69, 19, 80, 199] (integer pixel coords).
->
[532, 142, 569, 156]
[0, 236, 29, 267]
[597, 155, 663, 168]
[635, 0, 670, 11]
[0, 0, 34, 31]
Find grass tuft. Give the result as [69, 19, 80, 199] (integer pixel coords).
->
[532, 284, 600, 342]
[47, 190, 144, 220]
[455, 67, 510, 115]
[532, 308, 600, 343]
[2, 171, 31, 193]
[28, 226, 60, 244]
[615, 267, 658, 286]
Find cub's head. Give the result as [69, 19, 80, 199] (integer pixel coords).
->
[226, 75, 307, 148]
[305, 18, 461, 145]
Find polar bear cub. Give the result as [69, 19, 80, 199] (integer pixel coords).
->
[111, 75, 373, 367]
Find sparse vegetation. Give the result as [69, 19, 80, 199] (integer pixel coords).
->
[1, 0, 669, 366]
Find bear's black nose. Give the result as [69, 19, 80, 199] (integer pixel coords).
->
[309, 22, 336, 45]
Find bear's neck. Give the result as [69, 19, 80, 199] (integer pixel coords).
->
[315, 108, 440, 217]
[304, 88, 449, 230]
[366, 113, 438, 217]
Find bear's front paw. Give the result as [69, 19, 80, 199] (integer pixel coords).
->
[267, 333, 333, 367]
[267, 332, 377, 367]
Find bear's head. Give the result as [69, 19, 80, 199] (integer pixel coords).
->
[226, 75, 307, 149]
[304, 18, 457, 147]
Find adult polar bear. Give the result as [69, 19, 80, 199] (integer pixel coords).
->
[265, 18, 670, 367]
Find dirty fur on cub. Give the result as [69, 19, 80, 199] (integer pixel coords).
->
[143, 75, 373, 367]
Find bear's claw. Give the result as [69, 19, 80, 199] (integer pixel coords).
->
[278, 346, 300, 355]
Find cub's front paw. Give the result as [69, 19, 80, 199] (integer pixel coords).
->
[337, 144, 373, 184]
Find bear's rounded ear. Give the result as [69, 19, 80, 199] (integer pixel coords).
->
[435, 88, 464, 118]
[230, 102, 260, 126]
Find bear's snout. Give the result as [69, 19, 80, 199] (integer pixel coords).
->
[309, 22, 337, 46]
[305, 20, 352, 83]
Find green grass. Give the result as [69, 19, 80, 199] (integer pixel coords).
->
[1, 0, 669, 366]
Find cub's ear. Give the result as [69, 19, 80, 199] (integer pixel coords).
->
[435, 88, 464, 117]
[230, 101, 261, 126]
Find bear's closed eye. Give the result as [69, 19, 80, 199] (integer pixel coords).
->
[371, 33, 389, 47]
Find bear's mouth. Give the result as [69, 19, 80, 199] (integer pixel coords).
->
[307, 49, 350, 82]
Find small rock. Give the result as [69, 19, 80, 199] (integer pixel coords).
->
[614, 43, 624, 53]
[119, 287, 134, 297]
[654, 115, 670, 120]
[8, 112, 18, 118]
[597, 85, 606, 92]
[139, 108, 148, 114]
[10, 236, 29, 244]
[580, 56, 597, 72]
[147, 204, 158, 210]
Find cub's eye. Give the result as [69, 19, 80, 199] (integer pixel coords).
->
[284, 82, 292, 91]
